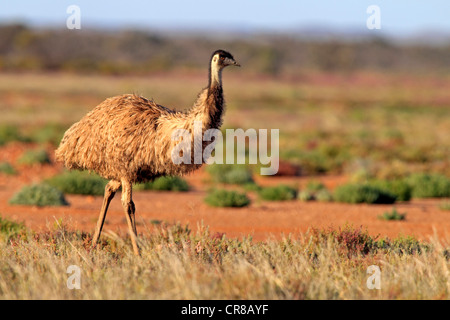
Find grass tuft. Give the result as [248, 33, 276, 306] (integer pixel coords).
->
[378, 208, 407, 221]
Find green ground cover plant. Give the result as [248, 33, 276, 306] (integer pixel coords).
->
[9, 184, 68, 207]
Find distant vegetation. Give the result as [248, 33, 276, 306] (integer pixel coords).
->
[0, 125, 25, 146]
[1, 24, 450, 75]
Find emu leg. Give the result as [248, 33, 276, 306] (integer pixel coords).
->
[92, 180, 121, 246]
[121, 179, 139, 256]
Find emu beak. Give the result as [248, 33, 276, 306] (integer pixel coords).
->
[233, 61, 241, 67]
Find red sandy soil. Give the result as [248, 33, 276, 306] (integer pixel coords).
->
[1, 142, 449, 242]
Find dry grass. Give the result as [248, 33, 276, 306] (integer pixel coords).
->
[0, 221, 448, 300]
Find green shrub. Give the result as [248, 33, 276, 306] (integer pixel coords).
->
[298, 190, 314, 202]
[333, 183, 396, 204]
[206, 164, 254, 185]
[310, 225, 378, 257]
[9, 184, 68, 206]
[17, 149, 50, 165]
[369, 179, 412, 202]
[29, 123, 68, 145]
[0, 125, 23, 146]
[378, 208, 406, 221]
[135, 176, 189, 192]
[0, 216, 26, 242]
[407, 173, 450, 198]
[0, 162, 16, 175]
[259, 185, 297, 201]
[305, 181, 326, 192]
[311, 225, 430, 257]
[315, 189, 334, 202]
[204, 189, 250, 207]
[380, 235, 429, 255]
[46, 171, 107, 196]
[242, 182, 262, 192]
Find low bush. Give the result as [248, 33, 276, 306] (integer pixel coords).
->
[9, 184, 68, 206]
[259, 185, 297, 201]
[28, 123, 68, 146]
[378, 208, 406, 221]
[0, 125, 24, 146]
[297, 190, 314, 202]
[369, 179, 412, 202]
[46, 171, 107, 196]
[377, 235, 429, 255]
[310, 225, 430, 257]
[315, 189, 333, 202]
[299, 181, 333, 202]
[333, 183, 396, 204]
[0, 162, 16, 175]
[309, 225, 378, 257]
[407, 173, 450, 198]
[305, 181, 326, 192]
[204, 189, 250, 207]
[242, 182, 262, 192]
[206, 164, 254, 185]
[17, 149, 51, 165]
[135, 176, 189, 192]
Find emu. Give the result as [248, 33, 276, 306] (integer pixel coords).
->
[55, 50, 240, 255]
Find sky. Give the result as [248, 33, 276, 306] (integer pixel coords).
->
[0, 1, 450, 36]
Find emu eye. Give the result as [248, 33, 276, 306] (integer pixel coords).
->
[220, 57, 225, 60]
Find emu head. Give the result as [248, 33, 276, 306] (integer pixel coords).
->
[211, 50, 240, 69]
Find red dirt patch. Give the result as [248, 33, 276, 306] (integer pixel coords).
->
[0, 143, 449, 242]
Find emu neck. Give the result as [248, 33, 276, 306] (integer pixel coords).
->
[188, 61, 224, 131]
[205, 83, 224, 130]
[209, 61, 223, 88]
[195, 60, 222, 129]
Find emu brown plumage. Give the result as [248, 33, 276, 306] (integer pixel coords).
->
[55, 50, 240, 255]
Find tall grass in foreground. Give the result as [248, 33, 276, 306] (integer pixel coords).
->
[0, 221, 448, 299]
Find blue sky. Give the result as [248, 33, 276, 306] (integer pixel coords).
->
[1, 1, 449, 35]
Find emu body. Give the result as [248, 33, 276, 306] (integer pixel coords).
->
[55, 50, 240, 254]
